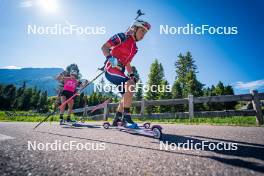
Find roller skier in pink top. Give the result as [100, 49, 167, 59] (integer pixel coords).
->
[56, 70, 80, 124]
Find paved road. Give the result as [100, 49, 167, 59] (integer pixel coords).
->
[0, 122, 264, 176]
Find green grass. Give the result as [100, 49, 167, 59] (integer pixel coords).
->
[0, 111, 100, 122]
[106, 116, 262, 127]
[0, 111, 262, 127]
[133, 116, 260, 127]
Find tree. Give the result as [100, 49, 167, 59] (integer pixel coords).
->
[134, 80, 143, 100]
[87, 92, 107, 115]
[0, 85, 4, 110]
[171, 80, 184, 112]
[204, 82, 237, 111]
[175, 53, 187, 84]
[184, 71, 204, 97]
[174, 51, 202, 98]
[174, 51, 204, 111]
[145, 59, 165, 113]
[74, 92, 85, 109]
[224, 85, 237, 110]
[131, 66, 143, 114]
[1, 84, 16, 110]
[213, 81, 226, 110]
[23, 88, 33, 110]
[184, 71, 204, 111]
[159, 80, 172, 113]
[16, 84, 30, 110]
[98, 77, 106, 94]
[47, 96, 57, 112]
[31, 88, 41, 110]
[215, 81, 225, 95]
[16, 87, 33, 111]
[14, 81, 26, 109]
[39, 91, 48, 112]
[113, 95, 119, 103]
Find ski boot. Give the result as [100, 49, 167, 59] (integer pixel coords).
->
[66, 116, 76, 124]
[112, 112, 123, 126]
[122, 111, 138, 129]
[59, 114, 64, 125]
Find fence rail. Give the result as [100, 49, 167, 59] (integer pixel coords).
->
[73, 90, 264, 125]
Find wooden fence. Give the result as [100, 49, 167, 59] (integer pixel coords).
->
[73, 90, 264, 125]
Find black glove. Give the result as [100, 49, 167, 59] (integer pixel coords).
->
[129, 73, 138, 83]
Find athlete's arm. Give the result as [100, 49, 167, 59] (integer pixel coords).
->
[102, 33, 125, 58]
[101, 42, 112, 58]
[56, 74, 64, 81]
[126, 62, 133, 75]
[56, 71, 68, 81]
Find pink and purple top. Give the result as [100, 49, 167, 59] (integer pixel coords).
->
[63, 78, 78, 93]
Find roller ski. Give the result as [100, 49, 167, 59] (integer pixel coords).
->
[103, 121, 162, 139]
[60, 117, 100, 128]
[102, 113, 162, 139]
[60, 120, 92, 128]
[59, 115, 77, 127]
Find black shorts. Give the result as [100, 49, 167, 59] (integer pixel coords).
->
[61, 90, 74, 100]
[105, 71, 129, 94]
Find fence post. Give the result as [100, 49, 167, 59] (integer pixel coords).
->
[103, 103, 108, 121]
[83, 96, 88, 117]
[83, 106, 87, 117]
[140, 99, 145, 117]
[188, 94, 194, 120]
[251, 90, 263, 125]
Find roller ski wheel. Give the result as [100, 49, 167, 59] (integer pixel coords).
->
[80, 117, 85, 123]
[151, 125, 163, 139]
[103, 122, 110, 129]
[143, 122, 151, 129]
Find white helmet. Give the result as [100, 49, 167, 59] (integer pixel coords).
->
[132, 19, 151, 32]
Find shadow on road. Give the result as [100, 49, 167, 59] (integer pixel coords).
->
[35, 130, 264, 174]
[60, 123, 102, 129]
[161, 133, 264, 173]
[191, 135, 264, 148]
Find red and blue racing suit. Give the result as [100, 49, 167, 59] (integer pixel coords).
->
[104, 33, 138, 93]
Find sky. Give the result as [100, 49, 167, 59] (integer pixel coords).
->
[0, 0, 263, 94]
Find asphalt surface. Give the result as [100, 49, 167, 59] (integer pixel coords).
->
[0, 122, 264, 176]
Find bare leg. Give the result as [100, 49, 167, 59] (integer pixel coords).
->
[122, 79, 135, 108]
[113, 80, 135, 126]
[121, 80, 136, 124]
[67, 99, 74, 118]
[117, 80, 135, 111]
[60, 96, 66, 115]
[117, 98, 124, 112]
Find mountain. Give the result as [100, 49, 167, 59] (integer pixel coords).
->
[0, 68, 95, 96]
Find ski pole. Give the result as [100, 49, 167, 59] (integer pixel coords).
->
[135, 9, 145, 20]
[33, 68, 105, 130]
[126, 9, 146, 32]
[79, 99, 111, 122]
